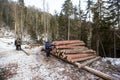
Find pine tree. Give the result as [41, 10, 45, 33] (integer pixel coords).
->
[62, 0, 74, 40]
[105, 0, 120, 29]
[86, 0, 94, 49]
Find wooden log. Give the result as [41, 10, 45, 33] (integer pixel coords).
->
[71, 55, 96, 62]
[74, 57, 113, 80]
[50, 48, 57, 54]
[62, 53, 67, 59]
[62, 52, 96, 59]
[41, 47, 45, 51]
[21, 49, 30, 56]
[51, 51, 113, 80]
[58, 48, 96, 54]
[57, 52, 61, 56]
[56, 45, 85, 49]
[82, 49, 95, 52]
[82, 66, 113, 80]
[53, 40, 84, 45]
[75, 57, 100, 68]
[66, 43, 85, 46]
[30, 44, 40, 47]
[57, 48, 88, 54]
[67, 53, 95, 61]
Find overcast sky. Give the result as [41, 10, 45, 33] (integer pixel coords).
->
[12, 0, 87, 14]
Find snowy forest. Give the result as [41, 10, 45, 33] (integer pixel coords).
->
[0, 0, 120, 80]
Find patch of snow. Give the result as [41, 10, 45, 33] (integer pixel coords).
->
[102, 57, 120, 66]
[0, 38, 72, 80]
[0, 38, 15, 52]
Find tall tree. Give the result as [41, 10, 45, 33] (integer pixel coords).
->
[86, 0, 94, 49]
[62, 0, 73, 17]
[62, 0, 74, 40]
[58, 12, 68, 40]
[108, 0, 120, 57]
[107, 0, 120, 29]
[18, 0, 24, 6]
[16, 0, 25, 39]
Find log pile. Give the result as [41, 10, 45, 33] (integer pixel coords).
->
[45, 40, 113, 80]
[51, 40, 96, 62]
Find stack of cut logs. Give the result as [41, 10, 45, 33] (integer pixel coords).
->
[51, 40, 96, 62]
[48, 40, 113, 80]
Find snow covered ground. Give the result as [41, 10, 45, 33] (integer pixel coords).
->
[0, 37, 120, 80]
[0, 28, 120, 80]
[0, 37, 80, 80]
[0, 38, 15, 52]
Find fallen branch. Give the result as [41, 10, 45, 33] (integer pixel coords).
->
[21, 49, 30, 56]
[82, 66, 113, 80]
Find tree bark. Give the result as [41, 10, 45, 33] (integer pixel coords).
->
[75, 57, 100, 68]
[82, 66, 113, 80]
[66, 53, 95, 61]
[74, 57, 113, 80]
[57, 48, 95, 54]
[53, 40, 84, 45]
[71, 55, 96, 62]
[56, 45, 85, 49]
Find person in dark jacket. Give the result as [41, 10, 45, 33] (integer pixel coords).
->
[15, 38, 22, 50]
[45, 41, 55, 57]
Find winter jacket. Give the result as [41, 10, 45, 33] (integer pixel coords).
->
[45, 42, 54, 53]
[15, 39, 21, 46]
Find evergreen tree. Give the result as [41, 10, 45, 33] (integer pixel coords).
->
[62, 0, 74, 40]
[18, 0, 24, 6]
[58, 12, 68, 40]
[62, 0, 73, 17]
[106, 0, 120, 29]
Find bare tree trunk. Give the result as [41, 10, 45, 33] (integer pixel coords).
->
[55, 15, 59, 39]
[87, 0, 92, 49]
[97, 39, 99, 56]
[114, 30, 116, 58]
[43, 0, 48, 42]
[87, 26, 92, 49]
[20, 8, 23, 40]
[117, 0, 120, 29]
[46, 3, 50, 40]
[14, 3, 17, 38]
[68, 16, 70, 40]
[79, 0, 82, 40]
[36, 12, 38, 40]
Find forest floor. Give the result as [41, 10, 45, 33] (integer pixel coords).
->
[0, 37, 120, 80]
[0, 27, 120, 80]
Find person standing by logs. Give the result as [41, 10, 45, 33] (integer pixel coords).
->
[15, 38, 22, 50]
[45, 40, 55, 57]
